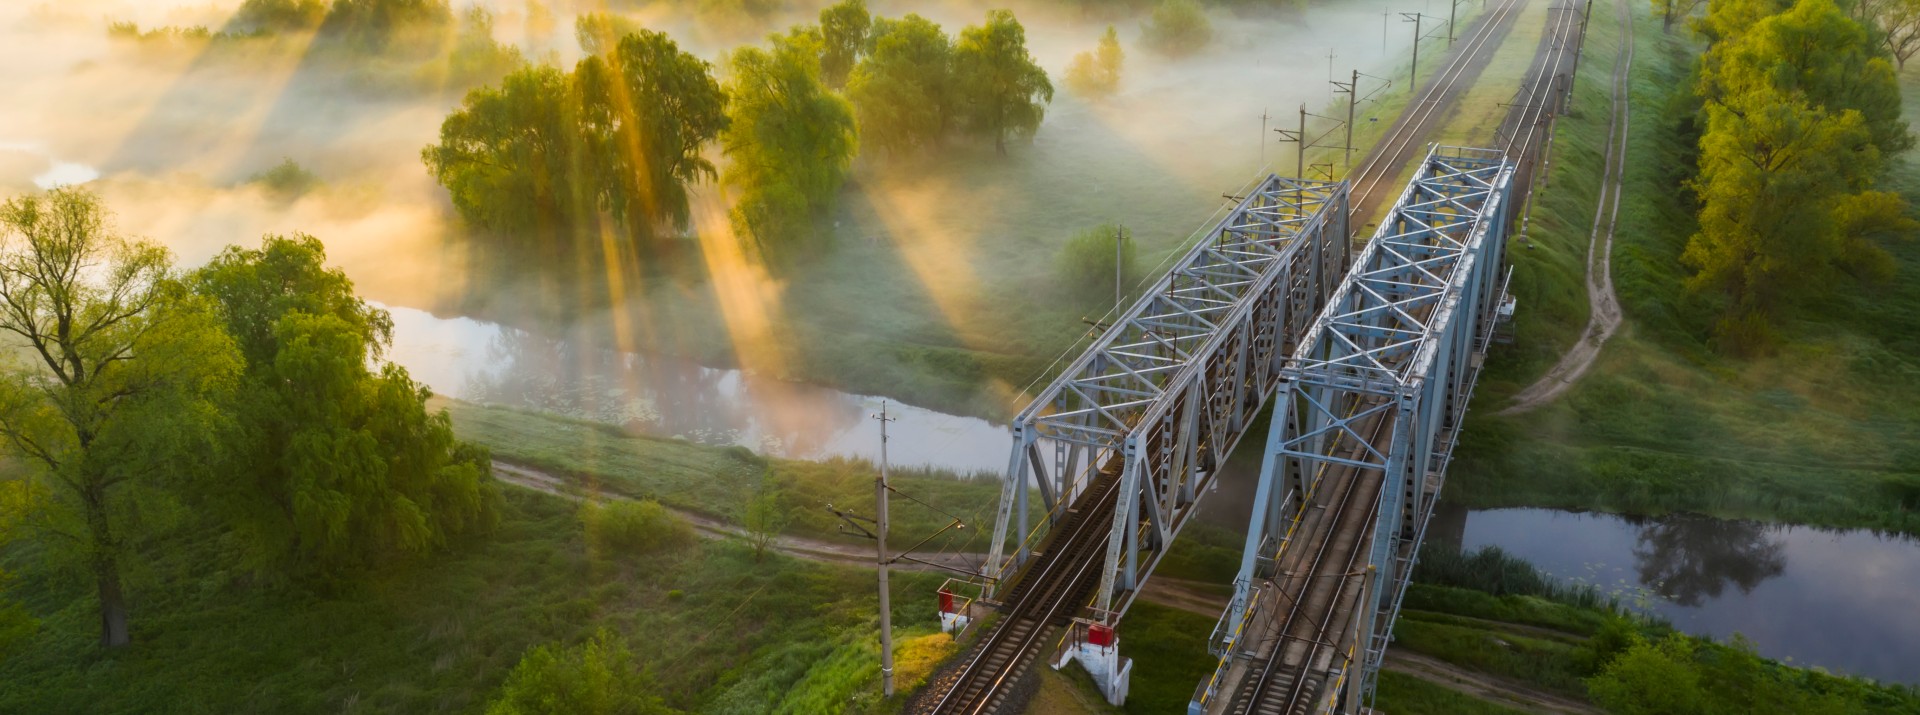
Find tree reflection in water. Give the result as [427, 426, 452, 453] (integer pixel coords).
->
[1629, 514, 1787, 607]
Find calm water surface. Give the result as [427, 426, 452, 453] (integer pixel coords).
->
[1440, 507, 1920, 684]
[381, 304, 1012, 474]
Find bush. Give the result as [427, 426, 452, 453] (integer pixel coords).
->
[581, 499, 695, 556]
[248, 158, 320, 198]
[1055, 223, 1139, 304]
[485, 628, 677, 715]
[1064, 25, 1124, 98]
[1142, 0, 1213, 58]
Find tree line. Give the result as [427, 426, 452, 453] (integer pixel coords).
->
[0, 188, 500, 647]
[421, 1, 1056, 261]
[1678, 0, 1915, 350]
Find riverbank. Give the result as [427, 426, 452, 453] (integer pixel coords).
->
[1444, 0, 1920, 537]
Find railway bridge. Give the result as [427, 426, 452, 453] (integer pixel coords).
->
[911, 0, 1584, 710]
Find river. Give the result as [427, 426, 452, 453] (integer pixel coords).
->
[382, 304, 1013, 475]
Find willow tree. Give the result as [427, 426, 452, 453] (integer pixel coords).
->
[0, 188, 241, 646]
[954, 10, 1053, 155]
[722, 31, 856, 254]
[818, 0, 871, 89]
[191, 235, 500, 582]
[848, 14, 955, 156]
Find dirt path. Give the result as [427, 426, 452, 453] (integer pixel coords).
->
[1502, 0, 1635, 415]
[1385, 650, 1605, 715]
[492, 461, 985, 575]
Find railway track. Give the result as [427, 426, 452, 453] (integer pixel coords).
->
[1216, 8, 1594, 714]
[916, 468, 1126, 715]
[1221, 411, 1392, 715]
[1345, 0, 1529, 225]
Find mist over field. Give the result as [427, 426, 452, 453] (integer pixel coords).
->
[0, 0, 1400, 317]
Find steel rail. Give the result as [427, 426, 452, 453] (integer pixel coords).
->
[927, 469, 1125, 714]
[1346, 0, 1527, 217]
[1234, 410, 1393, 715]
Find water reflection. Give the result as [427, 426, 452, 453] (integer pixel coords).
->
[1454, 507, 1920, 683]
[381, 304, 1011, 474]
[1625, 514, 1787, 607]
[462, 324, 869, 457]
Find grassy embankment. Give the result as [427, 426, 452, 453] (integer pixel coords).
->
[439, 397, 1025, 552]
[0, 487, 957, 714]
[1444, 0, 1920, 535]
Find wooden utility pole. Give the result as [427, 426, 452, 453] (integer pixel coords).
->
[1402, 13, 1426, 89]
[874, 403, 896, 697]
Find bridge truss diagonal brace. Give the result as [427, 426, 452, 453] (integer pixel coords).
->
[986, 177, 1351, 625]
[1193, 146, 1515, 715]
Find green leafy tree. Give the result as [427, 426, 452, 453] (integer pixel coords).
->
[319, 0, 453, 53]
[423, 65, 580, 244]
[1065, 25, 1125, 97]
[586, 31, 731, 243]
[818, 0, 871, 89]
[232, 0, 327, 33]
[0, 188, 241, 646]
[574, 12, 641, 57]
[190, 235, 500, 582]
[848, 14, 955, 156]
[1682, 89, 1910, 348]
[1698, 0, 1909, 153]
[954, 10, 1054, 155]
[1142, 0, 1214, 57]
[1056, 223, 1138, 304]
[447, 7, 525, 87]
[487, 629, 678, 715]
[722, 31, 857, 255]
[423, 31, 727, 249]
[1683, 0, 1914, 345]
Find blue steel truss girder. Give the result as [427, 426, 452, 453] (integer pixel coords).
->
[987, 177, 1351, 625]
[1192, 146, 1514, 715]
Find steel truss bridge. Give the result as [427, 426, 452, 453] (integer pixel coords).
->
[919, 146, 1515, 715]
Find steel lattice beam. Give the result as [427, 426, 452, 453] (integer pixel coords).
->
[1193, 146, 1514, 715]
[986, 177, 1351, 623]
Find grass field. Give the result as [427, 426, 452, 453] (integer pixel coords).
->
[1444, 0, 1920, 536]
[0, 488, 950, 714]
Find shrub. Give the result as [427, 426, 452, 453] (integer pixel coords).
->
[581, 499, 695, 556]
[1055, 223, 1139, 304]
[1064, 25, 1124, 98]
[485, 629, 677, 715]
[1142, 0, 1213, 58]
[249, 158, 320, 198]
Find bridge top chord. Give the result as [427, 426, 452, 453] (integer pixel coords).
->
[1289, 146, 1511, 394]
[1018, 176, 1347, 452]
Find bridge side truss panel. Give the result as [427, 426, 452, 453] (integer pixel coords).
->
[1196, 146, 1514, 714]
[986, 177, 1351, 623]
